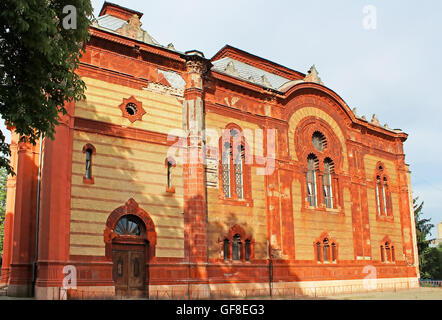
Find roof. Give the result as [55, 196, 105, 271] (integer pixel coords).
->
[211, 57, 293, 90]
[99, 2, 143, 19]
[95, 14, 127, 31]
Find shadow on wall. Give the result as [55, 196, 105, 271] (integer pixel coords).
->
[68, 95, 183, 297]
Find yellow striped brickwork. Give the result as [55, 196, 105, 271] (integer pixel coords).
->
[75, 77, 183, 135]
[291, 178, 355, 261]
[70, 76, 185, 258]
[205, 113, 268, 260]
[364, 155, 403, 261]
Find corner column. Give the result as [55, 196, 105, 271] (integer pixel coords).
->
[7, 136, 40, 297]
[34, 101, 74, 299]
[182, 53, 211, 296]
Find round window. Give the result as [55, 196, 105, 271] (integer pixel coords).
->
[125, 103, 138, 116]
[115, 215, 143, 236]
[312, 131, 327, 151]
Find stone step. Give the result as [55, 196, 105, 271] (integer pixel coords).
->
[0, 286, 8, 296]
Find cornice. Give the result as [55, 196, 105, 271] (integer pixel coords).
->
[89, 27, 185, 64]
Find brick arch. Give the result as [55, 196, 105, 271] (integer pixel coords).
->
[104, 198, 157, 260]
[218, 123, 253, 204]
[220, 224, 255, 262]
[313, 231, 339, 263]
[283, 83, 356, 125]
[294, 116, 344, 173]
[287, 107, 348, 172]
[379, 235, 396, 263]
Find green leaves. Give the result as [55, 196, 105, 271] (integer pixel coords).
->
[0, 0, 92, 175]
[413, 197, 441, 279]
[0, 166, 7, 255]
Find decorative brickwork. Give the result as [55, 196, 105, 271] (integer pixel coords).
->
[2, 2, 419, 299]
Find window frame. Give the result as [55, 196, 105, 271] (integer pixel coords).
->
[218, 125, 253, 206]
[82, 143, 96, 184]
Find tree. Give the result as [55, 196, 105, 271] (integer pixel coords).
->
[413, 197, 440, 279]
[0, 0, 93, 175]
[414, 197, 433, 254]
[0, 166, 7, 256]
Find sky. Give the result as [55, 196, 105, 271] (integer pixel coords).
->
[2, 0, 441, 237]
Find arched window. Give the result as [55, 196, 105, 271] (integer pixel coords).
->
[222, 142, 231, 198]
[115, 215, 144, 236]
[234, 145, 245, 199]
[306, 154, 319, 207]
[245, 239, 251, 261]
[316, 242, 321, 261]
[232, 234, 242, 261]
[222, 225, 253, 263]
[223, 239, 230, 261]
[375, 175, 382, 214]
[323, 238, 330, 262]
[312, 131, 327, 151]
[331, 243, 337, 262]
[375, 164, 392, 217]
[165, 157, 176, 193]
[220, 127, 248, 201]
[322, 158, 335, 208]
[380, 240, 396, 263]
[85, 148, 92, 179]
[315, 234, 338, 263]
[82, 144, 96, 184]
[385, 242, 391, 262]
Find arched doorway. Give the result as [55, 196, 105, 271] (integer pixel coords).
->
[104, 198, 157, 298]
[112, 215, 147, 297]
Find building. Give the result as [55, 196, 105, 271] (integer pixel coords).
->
[0, 2, 419, 299]
[431, 222, 442, 247]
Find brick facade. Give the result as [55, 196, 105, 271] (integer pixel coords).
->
[0, 3, 419, 299]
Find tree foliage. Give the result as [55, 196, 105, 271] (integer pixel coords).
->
[413, 197, 441, 279]
[0, 167, 7, 256]
[0, 0, 93, 174]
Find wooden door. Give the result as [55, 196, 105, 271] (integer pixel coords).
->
[112, 244, 146, 297]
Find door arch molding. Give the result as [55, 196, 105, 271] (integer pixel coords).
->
[104, 198, 157, 261]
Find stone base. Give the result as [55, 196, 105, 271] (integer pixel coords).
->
[35, 285, 115, 300]
[7, 284, 33, 297]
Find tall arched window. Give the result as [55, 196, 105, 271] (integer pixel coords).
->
[85, 149, 92, 179]
[245, 239, 251, 262]
[82, 144, 96, 184]
[223, 239, 230, 261]
[375, 164, 392, 217]
[316, 242, 321, 261]
[222, 142, 231, 198]
[306, 154, 319, 207]
[322, 158, 335, 208]
[232, 234, 242, 261]
[165, 157, 176, 193]
[234, 145, 245, 199]
[331, 243, 337, 262]
[220, 127, 249, 201]
[323, 238, 330, 262]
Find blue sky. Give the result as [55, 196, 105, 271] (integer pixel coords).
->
[2, 0, 441, 237]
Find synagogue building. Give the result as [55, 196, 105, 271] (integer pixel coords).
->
[0, 2, 419, 299]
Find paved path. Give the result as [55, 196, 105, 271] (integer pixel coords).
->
[325, 287, 442, 300]
[0, 287, 440, 300]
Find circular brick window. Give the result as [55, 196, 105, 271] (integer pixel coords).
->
[119, 96, 146, 123]
[125, 103, 137, 116]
